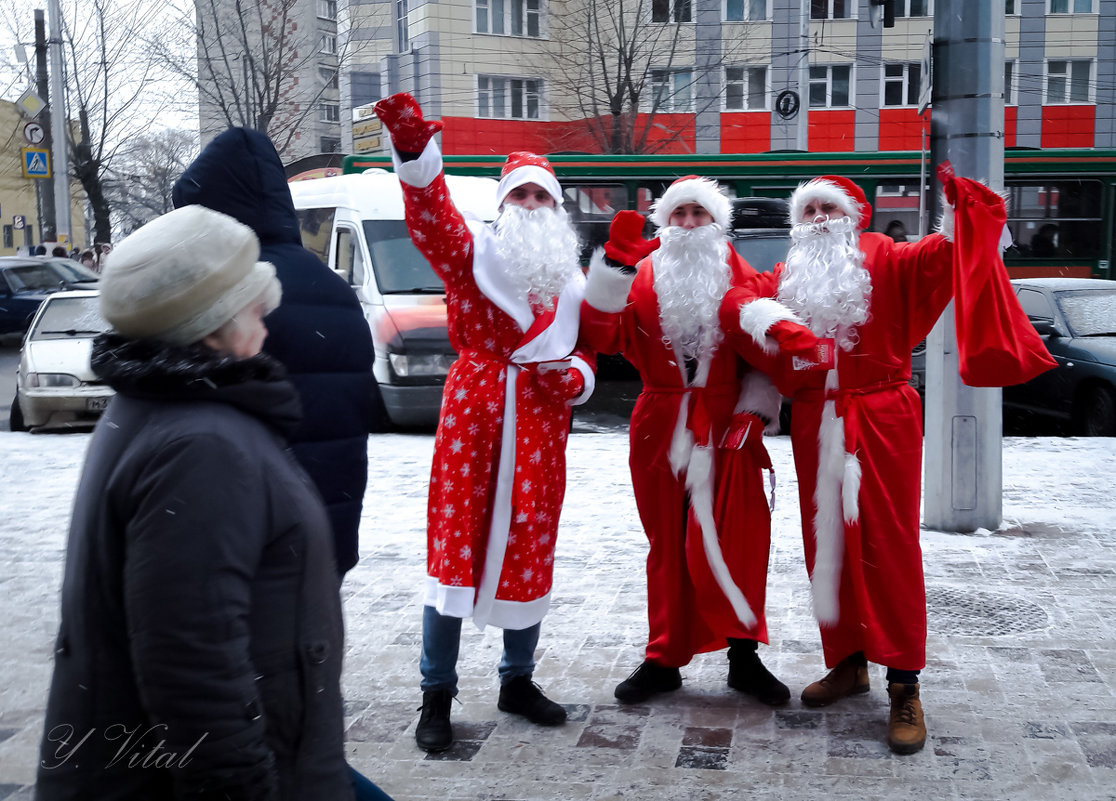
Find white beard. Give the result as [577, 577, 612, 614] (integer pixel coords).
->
[652, 224, 731, 364]
[494, 204, 582, 309]
[778, 216, 872, 352]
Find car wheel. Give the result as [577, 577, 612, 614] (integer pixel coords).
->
[9, 393, 27, 432]
[1076, 384, 1116, 437]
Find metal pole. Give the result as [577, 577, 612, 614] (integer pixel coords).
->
[34, 9, 56, 243]
[796, 0, 809, 150]
[922, 0, 1006, 532]
[48, 0, 71, 243]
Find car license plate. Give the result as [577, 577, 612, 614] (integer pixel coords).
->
[86, 397, 110, 412]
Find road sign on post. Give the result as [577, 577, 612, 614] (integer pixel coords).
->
[21, 148, 52, 179]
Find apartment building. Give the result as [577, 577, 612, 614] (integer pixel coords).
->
[337, 0, 1116, 156]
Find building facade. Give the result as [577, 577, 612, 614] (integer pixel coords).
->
[337, 0, 1115, 157]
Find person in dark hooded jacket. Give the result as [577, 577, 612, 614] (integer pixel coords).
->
[35, 205, 392, 800]
[172, 127, 374, 575]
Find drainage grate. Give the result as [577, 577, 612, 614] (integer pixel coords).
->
[927, 586, 1050, 636]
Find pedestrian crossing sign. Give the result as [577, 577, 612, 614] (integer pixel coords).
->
[21, 147, 51, 179]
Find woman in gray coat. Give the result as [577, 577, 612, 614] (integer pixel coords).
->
[35, 206, 390, 801]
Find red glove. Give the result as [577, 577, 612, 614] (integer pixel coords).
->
[373, 92, 444, 153]
[604, 210, 659, 266]
[769, 320, 820, 358]
[532, 365, 585, 406]
[937, 160, 957, 206]
[721, 412, 772, 470]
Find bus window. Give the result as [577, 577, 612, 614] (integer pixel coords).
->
[1006, 180, 1103, 258]
[873, 182, 922, 239]
[562, 183, 628, 258]
[296, 207, 336, 264]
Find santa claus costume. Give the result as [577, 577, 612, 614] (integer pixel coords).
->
[721, 173, 1054, 753]
[581, 177, 810, 706]
[375, 93, 596, 750]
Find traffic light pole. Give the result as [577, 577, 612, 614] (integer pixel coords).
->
[923, 0, 1006, 532]
[48, 0, 71, 244]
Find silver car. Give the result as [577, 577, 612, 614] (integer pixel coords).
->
[10, 290, 113, 432]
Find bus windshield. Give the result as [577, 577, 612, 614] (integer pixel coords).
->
[363, 220, 446, 294]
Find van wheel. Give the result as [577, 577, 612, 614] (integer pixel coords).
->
[9, 393, 27, 432]
[1076, 384, 1116, 437]
[369, 383, 392, 433]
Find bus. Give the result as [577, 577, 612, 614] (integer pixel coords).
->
[343, 148, 1116, 281]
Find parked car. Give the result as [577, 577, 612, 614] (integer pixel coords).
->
[1005, 277, 1116, 435]
[0, 257, 100, 337]
[10, 289, 113, 433]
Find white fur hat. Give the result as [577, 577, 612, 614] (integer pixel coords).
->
[99, 205, 280, 346]
[789, 175, 872, 230]
[651, 175, 732, 230]
[496, 151, 563, 208]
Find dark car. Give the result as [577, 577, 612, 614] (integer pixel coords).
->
[1006, 277, 1116, 435]
[0, 257, 100, 337]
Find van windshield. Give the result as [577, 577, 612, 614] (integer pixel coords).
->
[363, 220, 446, 294]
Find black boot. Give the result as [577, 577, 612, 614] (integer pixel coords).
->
[727, 639, 790, 706]
[415, 689, 454, 752]
[497, 675, 567, 725]
[614, 660, 683, 704]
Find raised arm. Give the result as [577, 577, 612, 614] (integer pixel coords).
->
[580, 211, 659, 356]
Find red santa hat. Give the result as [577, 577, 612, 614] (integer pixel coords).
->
[651, 175, 732, 230]
[789, 175, 872, 230]
[496, 151, 564, 208]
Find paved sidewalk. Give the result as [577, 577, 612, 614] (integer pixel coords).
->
[0, 429, 1114, 801]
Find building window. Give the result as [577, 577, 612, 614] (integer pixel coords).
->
[320, 34, 337, 54]
[1005, 61, 1015, 105]
[894, 0, 930, 15]
[652, 0, 692, 23]
[320, 137, 342, 153]
[1006, 0, 1015, 11]
[320, 67, 338, 90]
[1046, 60, 1091, 104]
[476, 0, 543, 36]
[351, 71, 381, 106]
[396, 0, 409, 50]
[477, 76, 542, 119]
[882, 63, 920, 107]
[809, 64, 851, 108]
[724, 0, 767, 21]
[320, 102, 340, 123]
[317, 0, 337, 20]
[1049, 0, 1092, 12]
[810, 0, 851, 19]
[650, 68, 694, 112]
[725, 66, 767, 110]
[2, 225, 11, 249]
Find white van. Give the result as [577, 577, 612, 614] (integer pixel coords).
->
[288, 170, 498, 430]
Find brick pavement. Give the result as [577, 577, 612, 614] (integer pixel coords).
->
[0, 429, 1114, 801]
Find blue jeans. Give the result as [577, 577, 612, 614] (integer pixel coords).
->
[348, 764, 394, 801]
[420, 604, 540, 691]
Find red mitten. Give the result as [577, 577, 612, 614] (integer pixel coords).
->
[373, 92, 444, 153]
[721, 412, 772, 470]
[533, 366, 585, 406]
[603, 210, 660, 266]
[769, 320, 820, 358]
[937, 160, 957, 206]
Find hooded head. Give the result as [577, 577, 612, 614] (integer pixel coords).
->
[496, 151, 563, 210]
[99, 205, 281, 347]
[651, 175, 732, 232]
[789, 175, 872, 231]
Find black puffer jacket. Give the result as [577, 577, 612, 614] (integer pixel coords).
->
[173, 127, 374, 574]
[35, 336, 354, 801]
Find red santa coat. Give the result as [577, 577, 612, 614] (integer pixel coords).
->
[580, 247, 783, 668]
[725, 179, 1053, 670]
[396, 142, 595, 631]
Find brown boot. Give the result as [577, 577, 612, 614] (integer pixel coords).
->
[800, 653, 870, 707]
[887, 682, 926, 754]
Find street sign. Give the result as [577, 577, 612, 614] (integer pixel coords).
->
[13, 215, 26, 230]
[353, 102, 378, 121]
[353, 119, 382, 139]
[23, 122, 45, 145]
[21, 148, 52, 179]
[918, 35, 932, 114]
[353, 136, 382, 154]
[17, 88, 45, 119]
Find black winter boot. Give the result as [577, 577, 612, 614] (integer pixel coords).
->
[727, 639, 791, 706]
[497, 675, 567, 725]
[415, 689, 454, 752]
[614, 660, 683, 704]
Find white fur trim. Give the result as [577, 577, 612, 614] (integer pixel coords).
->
[686, 443, 757, 629]
[651, 177, 732, 230]
[842, 453, 861, 524]
[790, 179, 861, 226]
[568, 354, 595, 406]
[668, 393, 694, 477]
[936, 190, 955, 241]
[391, 138, 443, 189]
[734, 371, 783, 435]
[737, 297, 804, 356]
[584, 247, 636, 313]
[497, 165, 563, 208]
[810, 395, 845, 627]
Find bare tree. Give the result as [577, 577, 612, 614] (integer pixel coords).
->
[541, 0, 756, 154]
[103, 128, 198, 237]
